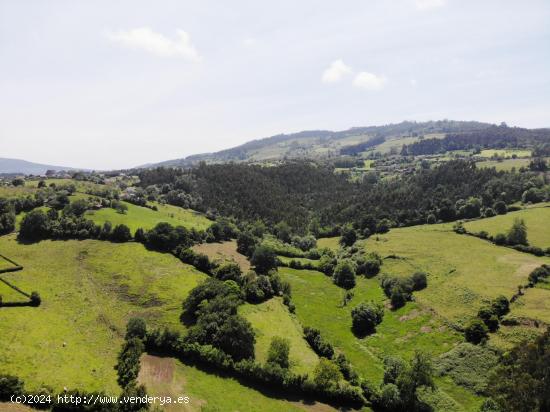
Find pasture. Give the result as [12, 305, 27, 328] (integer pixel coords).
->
[463, 204, 550, 250]
[476, 158, 530, 171]
[84, 200, 211, 233]
[279, 267, 479, 411]
[239, 298, 319, 375]
[192, 240, 250, 271]
[316, 236, 340, 251]
[364, 224, 550, 326]
[479, 149, 531, 158]
[0, 235, 207, 392]
[138, 354, 329, 412]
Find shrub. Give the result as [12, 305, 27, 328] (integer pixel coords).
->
[491, 295, 510, 318]
[464, 319, 488, 344]
[339, 226, 357, 247]
[351, 302, 384, 336]
[267, 337, 290, 369]
[493, 201, 507, 215]
[304, 326, 334, 359]
[313, 358, 343, 390]
[494, 233, 507, 245]
[506, 218, 528, 246]
[115, 337, 144, 388]
[0, 374, 24, 401]
[250, 245, 277, 275]
[30, 291, 41, 307]
[411, 272, 428, 291]
[332, 260, 356, 289]
[111, 224, 132, 242]
[213, 263, 242, 282]
[125, 317, 147, 340]
[237, 231, 256, 257]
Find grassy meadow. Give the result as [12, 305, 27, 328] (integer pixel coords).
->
[364, 225, 550, 326]
[463, 204, 550, 249]
[239, 298, 319, 375]
[84, 200, 211, 233]
[0, 235, 207, 392]
[476, 158, 530, 171]
[192, 240, 251, 271]
[138, 355, 333, 412]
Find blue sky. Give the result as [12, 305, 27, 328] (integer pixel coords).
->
[1, 0, 549, 169]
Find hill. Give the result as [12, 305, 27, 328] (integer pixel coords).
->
[144, 120, 491, 167]
[0, 158, 87, 175]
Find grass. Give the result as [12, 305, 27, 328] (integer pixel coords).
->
[364, 224, 550, 326]
[317, 236, 340, 251]
[192, 240, 251, 271]
[239, 298, 319, 375]
[463, 204, 550, 249]
[476, 158, 530, 171]
[511, 287, 550, 323]
[138, 354, 329, 412]
[277, 255, 320, 268]
[279, 267, 479, 410]
[479, 149, 531, 158]
[84, 201, 212, 233]
[0, 235, 207, 392]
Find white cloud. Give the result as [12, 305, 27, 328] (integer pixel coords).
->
[415, 0, 446, 10]
[353, 71, 387, 91]
[322, 59, 352, 83]
[105, 27, 201, 61]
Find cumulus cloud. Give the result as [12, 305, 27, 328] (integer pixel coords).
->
[353, 71, 387, 91]
[322, 59, 352, 83]
[105, 27, 201, 61]
[415, 0, 446, 10]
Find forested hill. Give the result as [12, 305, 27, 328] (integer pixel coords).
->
[137, 160, 534, 233]
[144, 120, 491, 167]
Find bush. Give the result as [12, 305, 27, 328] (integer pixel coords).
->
[213, 263, 242, 282]
[30, 291, 41, 307]
[493, 201, 507, 215]
[111, 224, 132, 242]
[339, 226, 357, 247]
[304, 326, 334, 359]
[411, 272, 428, 291]
[351, 302, 384, 336]
[250, 245, 277, 275]
[126, 317, 147, 340]
[464, 319, 488, 344]
[506, 218, 528, 246]
[332, 260, 356, 289]
[494, 233, 507, 245]
[267, 337, 290, 369]
[313, 358, 343, 390]
[491, 295, 510, 318]
[0, 374, 24, 401]
[115, 337, 144, 388]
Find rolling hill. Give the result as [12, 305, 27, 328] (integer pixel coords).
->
[0, 158, 87, 175]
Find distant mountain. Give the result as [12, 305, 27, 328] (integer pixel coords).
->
[0, 158, 87, 175]
[143, 120, 492, 168]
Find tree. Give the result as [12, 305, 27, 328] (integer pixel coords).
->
[396, 351, 435, 409]
[340, 226, 357, 247]
[30, 292, 41, 306]
[351, 301, 384, 336]
[493, 201, 507, 215]
[0, 199, 16, 235]
[390, 285, 408, 309]
[274, 221, 292, 243]
[267, 336, 290, 369]
[332, 260, 356, 289]
[411, 272, 428, 291]
[486, 327, 550, 412]
[126, 318, 147, 340]
[464, 319, 488, 344]
[236, 231, 256, 257]
[19, 209, 49, 240]
[250, 245, 277, 275]
[313, 358, 342, 389]
[213, 263, 242, 282]
[111, 224, 132, 242]
[507, 218, 527, 246]
[491, 295, 510, 318]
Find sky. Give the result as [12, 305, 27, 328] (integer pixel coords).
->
[1, 0, 549, 170]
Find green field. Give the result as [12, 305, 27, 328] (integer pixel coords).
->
[511, 287, 550, 324]
[476, 158, 530, 171]
[239, 298, 319, 375]
[279, 268, 479, 411]
[277, 255, 320, 268]
[479, 149, 531, 158]
[364, 225, 550, 326]
[0, 235, 207, 392]
[84, 201, 212, 232]
[317, 236, 340, 251]
[463, 205, 550, 250]
[138, 354, 332, 412]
